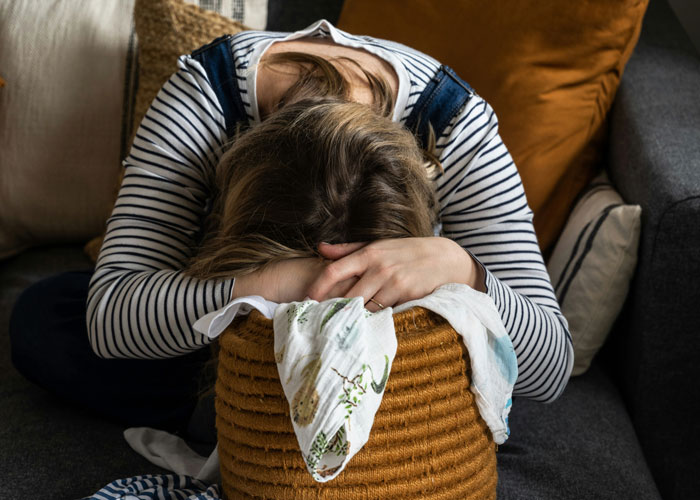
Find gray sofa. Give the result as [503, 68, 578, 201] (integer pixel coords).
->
[1, 0, 698, 498]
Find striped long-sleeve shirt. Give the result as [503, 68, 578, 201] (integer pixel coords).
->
[87, 20, 573, 402]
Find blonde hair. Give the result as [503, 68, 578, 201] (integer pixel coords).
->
[258, 51, 441, 170]
[262, 51, 395, 119]
[186, 96, 438, 280]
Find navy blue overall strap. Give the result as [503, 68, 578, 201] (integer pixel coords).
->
[191, 34, 249, 140]
[404, 65, 475, 151]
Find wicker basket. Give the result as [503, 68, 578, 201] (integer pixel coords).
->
[215, 306, 497, 499]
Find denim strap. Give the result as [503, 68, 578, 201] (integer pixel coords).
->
[191, 34, 249, 139]
[405, 65, 475, 150]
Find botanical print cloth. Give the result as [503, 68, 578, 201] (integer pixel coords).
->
[273, 296, 396, 481]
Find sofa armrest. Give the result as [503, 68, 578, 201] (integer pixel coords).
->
[605, 1, 700, 497]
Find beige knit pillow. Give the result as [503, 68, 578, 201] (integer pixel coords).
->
[84, 0, 248, 262]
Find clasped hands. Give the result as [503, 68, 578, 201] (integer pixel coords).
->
[232, 237, 485, 311]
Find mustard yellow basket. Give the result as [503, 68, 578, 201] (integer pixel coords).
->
[215, 306, 497, 500]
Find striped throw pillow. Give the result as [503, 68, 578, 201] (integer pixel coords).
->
[546, 172, 641, 376]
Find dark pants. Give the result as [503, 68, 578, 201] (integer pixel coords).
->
[9, 270, 212, 434]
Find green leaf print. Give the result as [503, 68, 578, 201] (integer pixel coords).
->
[286, 302, 312, 329]
[328, 426, 349, 457]
[369, 355, 390, 394]
[320, 298, 352, 331]
[306, 427, 348, 480]
[306, 430, 328, 471]
[334, 319, 360, 351]
[333, 365, 368, 420]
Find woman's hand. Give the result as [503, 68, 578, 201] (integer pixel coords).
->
[307, 237, 486, 311]
[232, 257, 359, 303]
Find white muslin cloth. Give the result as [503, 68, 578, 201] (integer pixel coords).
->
[123, 427, 220, 483]
[187, 282, 518, 482]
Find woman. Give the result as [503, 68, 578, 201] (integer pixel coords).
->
[9, 20, 572, 436]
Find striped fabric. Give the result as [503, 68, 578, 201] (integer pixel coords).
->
[87, 20, 573, 402]
[81, 474, 220, 500]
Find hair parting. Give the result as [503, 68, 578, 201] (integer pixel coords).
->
[258, 51, 443, 173]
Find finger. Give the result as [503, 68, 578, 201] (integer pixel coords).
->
[365, 300, 380, 313]
[324, 275, 359, 299]
[318, 241, 368, 260]
[343, 271, 387, 307]
[307, 252, 371, 300]
[364, 288, 401, 312]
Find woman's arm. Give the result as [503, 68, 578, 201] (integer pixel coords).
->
[437, 96, 573, 403]
[86, 55, 235, 359]
[310, 95, 573, 403]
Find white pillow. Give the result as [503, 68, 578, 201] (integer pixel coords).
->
[0, 0, 267, 261]
[547, 172, 641, 376]
[0, 0, 136, 259]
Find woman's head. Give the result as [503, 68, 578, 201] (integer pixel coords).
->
[187, 96, 439, 280]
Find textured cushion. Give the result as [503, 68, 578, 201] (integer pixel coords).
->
[497, 363, 661, 499]
[83, 0, 248, 262]
[0, 0, 136, 260]
[546, 173, 641, 376]
[337, 0, 649, 251]
[129, 0, 247, 152]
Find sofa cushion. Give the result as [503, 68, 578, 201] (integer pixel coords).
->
[547, 173, 641, 376]
[498, 363, 661, 499]
[337, 0, 649, 251]
[0, 0, 135, 260]
[0, 0, 262, 263]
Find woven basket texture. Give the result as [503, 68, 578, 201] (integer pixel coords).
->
[216, 306, 498, 499]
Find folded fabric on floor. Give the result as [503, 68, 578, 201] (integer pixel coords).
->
[123, 427, 220, 483]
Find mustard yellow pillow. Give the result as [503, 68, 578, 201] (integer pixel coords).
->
[84, 0, 247, 262]
[338, 0, 648, 251]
